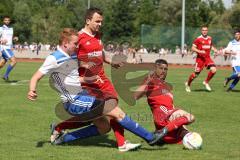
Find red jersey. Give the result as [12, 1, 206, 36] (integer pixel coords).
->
[193, 35, 213, 58]
[145, 75, 174, 110]
[77, 29, 118, 100]
[77, 30, 105, 78]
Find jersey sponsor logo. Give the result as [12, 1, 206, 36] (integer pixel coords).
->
[202, 45, 211, 49]
[160, 105, 168, 114]
[88, 51, 102, 57]
[86, 41, 91, 45]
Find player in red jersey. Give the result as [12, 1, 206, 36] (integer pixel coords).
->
[59, 8, 166, 150]
[77, 7, 131, 151]
[185, 26, 219, 92]
[50, 8, 140, 152]
[134, 59, 195, 144]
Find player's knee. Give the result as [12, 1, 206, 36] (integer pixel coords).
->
[94, 119, 111, 135]
[187, 114, 195, 123]
[99, 123, 111, 135]
[194, 72, 200, 78]
[11, 59, 17, 66]
[106, 106, 126, 121]
[0, 60, 6, 67]
[211, 67, 217, 73]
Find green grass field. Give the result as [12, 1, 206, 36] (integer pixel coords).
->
[0, 62, 239, 160]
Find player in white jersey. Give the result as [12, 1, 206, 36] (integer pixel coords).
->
[223, 29, 240, 91]
[28, 28, 163, 150]
[28, 28, 112, 143]
[0, 16, 18, 81]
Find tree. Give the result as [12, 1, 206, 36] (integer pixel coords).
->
[228, 2, 240, 29]
[12, 1, 32, 43]
[103, 0, 135, 43]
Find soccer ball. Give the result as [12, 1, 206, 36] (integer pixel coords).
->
[183, 132, 203, 150]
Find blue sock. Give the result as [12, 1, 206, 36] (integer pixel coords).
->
[118, 115, 154, 142]
[62, 125, 100, 143]
[4, 64, 14, 78]
[228, 73, 238, 80]
[229, 78, 239, 90]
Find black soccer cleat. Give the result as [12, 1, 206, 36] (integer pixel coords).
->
[2, 76, 9, 82]
[224, 78, 230, 87]
[148, 127, 168, 146]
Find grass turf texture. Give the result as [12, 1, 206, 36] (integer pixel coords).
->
[0, 62, 239, 160]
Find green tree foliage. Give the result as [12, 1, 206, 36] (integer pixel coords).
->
[228, 2, 240, 29]
[12, 1, 32, 42]
[103, 0, 135, 43]
[0, 0, 238, 46]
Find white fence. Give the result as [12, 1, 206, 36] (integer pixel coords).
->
[14, 50, 231, 66]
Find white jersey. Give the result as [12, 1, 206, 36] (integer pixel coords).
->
[0, 25, 13, 49]
[225, 39, 240, 67]
[39, 48, 82, 102]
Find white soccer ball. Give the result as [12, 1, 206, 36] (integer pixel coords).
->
[183, 132, 203, 150]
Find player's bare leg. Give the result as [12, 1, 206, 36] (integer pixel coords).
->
[185, 72, 199, 92]
[0, 59, 6, 69]
[203, 66, 216, 91]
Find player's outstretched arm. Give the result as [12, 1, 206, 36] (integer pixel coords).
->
[27, 71, 44, 101]
[133, 74, 152, 100]
[133, 84, 147, 100]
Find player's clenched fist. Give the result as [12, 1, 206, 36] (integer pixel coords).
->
[27, 90, 37, 101]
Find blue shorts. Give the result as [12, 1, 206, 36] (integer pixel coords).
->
[1, 48, 14, 60]
[63, 92, 103, 116]
[233, 66, 240, 74]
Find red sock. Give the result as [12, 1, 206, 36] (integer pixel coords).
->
[55, 116, 91, 132]
[205, 71, 215, 83]
[187, 73, 196, 86]
[110, 119, 125, 147]
[165, 116, 189, 132]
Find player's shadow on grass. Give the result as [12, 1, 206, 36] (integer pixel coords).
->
[1, 80, 19, 83]
[36, 135, 116, 148]
[229, 89, 240, 92]
[140, 146, 168, 151]
[36, 140, 49, 148]
[192, 89, 213, 92]
[63, 135, 116, 148]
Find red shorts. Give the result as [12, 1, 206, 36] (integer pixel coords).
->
[194, 57, 215, 73]
[82, 77, 118, 100]
[152, 106, 183, 144]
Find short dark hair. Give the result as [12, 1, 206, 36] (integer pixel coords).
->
[155, 59, 168, 66]
[201, 25, 208, 29]
[84, 7, 103, 23]
[3, 16, 10, 20]
[234, 29, 240, 34]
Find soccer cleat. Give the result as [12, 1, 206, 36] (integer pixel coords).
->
[50, 123, 65, 145]
[118, 140, 141, 152]
[2, 76, 9, 82]
[226, 87, 232, 92]
[185, 82, 191, 92]
[148, 128, 168, 146]
[51, 133, 65, 145]
[203, 81, 211, 91]
[223, 78, 230, 87]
